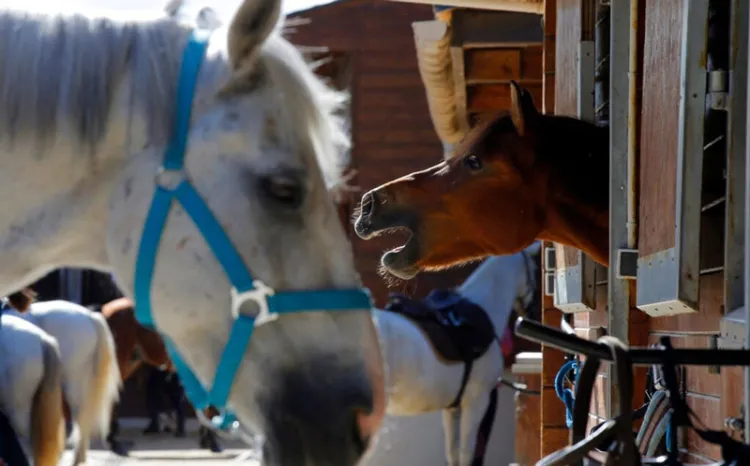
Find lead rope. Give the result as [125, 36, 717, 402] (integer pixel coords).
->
[554, 359, 579, 429]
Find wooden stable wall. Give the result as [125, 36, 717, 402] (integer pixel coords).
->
[541, 0, 743, 463]
[287, 0, 477, 306]
[638, 1, 738, 461]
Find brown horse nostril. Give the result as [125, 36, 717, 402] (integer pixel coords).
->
[360, 192, 376, 218]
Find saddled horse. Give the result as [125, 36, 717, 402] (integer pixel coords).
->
[3, 290, 121, 465]
[98, 297, 222, 454]
[0, 0, 386, 464]
[375, 243, 540, 466]
[0, 313, 66, 466]
[354, 81, 609, 276]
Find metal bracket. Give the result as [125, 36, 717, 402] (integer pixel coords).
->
[616, 248, 638, 279]
[544, 246, 556, 271]
[544, 246, 556, 297]
[708, 69, 729, 111]
[231, 281, 278, 327]
[544, 271, 555, 297]
[155, 167, 186, 191]
[719, 306, 746, 349]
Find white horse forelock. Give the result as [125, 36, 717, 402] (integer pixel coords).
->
[0, 7, 350, 189]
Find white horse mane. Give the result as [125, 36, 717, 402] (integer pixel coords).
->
[0, 6, 350, 187]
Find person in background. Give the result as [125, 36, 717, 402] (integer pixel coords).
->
[143, 366, 186, 437]
[142, 366, 222, 452]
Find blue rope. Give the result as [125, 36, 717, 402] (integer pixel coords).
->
[554, 359, 579, 429]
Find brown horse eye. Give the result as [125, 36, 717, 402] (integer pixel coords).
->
[463, 154, 483, 171]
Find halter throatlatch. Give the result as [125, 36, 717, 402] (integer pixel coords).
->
[133, 29, 372, 431]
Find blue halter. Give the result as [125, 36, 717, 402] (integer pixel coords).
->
[133, 29, 373, 431]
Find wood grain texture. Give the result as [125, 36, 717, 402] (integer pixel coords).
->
[721, 367, 745, 441]
[467, 82, 544, 113]
[541, 427, 569, 457]
[554, 0, 580, 118]
[686, 394, 723, 461]
[543, 0, 556, 112]
[542, 305, 569, 455]
[522, 45, 544, 81]
[515, 374, 542, 465]
[465, 48, 522, 81]
[638, 0, 682, 257]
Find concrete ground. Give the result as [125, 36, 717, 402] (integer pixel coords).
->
[59, 418, 260, 466]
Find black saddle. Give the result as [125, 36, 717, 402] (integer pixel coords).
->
[384, 289, 496, 364]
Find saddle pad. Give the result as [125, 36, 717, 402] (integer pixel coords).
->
[384, 289, 497, 363]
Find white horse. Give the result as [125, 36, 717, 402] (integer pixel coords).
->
[0, 313, 66, 466]
[0, 0, 386, 464]
[3, 298, 121, 465]
[374, 242, 540, 466]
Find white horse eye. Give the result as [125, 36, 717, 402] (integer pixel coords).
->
[259, 174, 304, 208]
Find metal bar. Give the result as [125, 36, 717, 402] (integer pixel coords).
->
[578, 38, 597, 313]
[608, 0, 632, 420]
[594, 1, 610, 127]
[515, 318, 750, 366]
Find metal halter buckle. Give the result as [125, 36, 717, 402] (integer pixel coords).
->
[155, 167, 186, 191]
[231, 281, 278, 327]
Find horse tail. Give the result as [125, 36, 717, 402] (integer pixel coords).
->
[79, 312, 121, 441]
[29, 337, 65, 466]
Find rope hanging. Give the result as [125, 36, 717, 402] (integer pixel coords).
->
[554, 359, 580, 429]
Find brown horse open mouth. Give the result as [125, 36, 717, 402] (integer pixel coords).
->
[379, 231, 421, 280]
[354, 193, 421, 280]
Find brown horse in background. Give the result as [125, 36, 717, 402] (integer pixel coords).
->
[100, 298, 174, 381]
[99, 298, 221, 453]
[354, 81, 610, 280]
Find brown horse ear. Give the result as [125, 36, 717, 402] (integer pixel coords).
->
[510, 81, 527, 136]
[510, 81, 539, 137]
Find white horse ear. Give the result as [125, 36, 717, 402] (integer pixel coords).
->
[196, 7, 222, 30]
[227, 0, 281, 71]
[164, 0, 185, 18]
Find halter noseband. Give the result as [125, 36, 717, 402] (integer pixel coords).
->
[133, 29, 372, 431]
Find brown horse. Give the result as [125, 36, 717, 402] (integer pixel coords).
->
[99, 298, 222, 453]
[354, 81, 609, 279]
[100, 298, 175, 381]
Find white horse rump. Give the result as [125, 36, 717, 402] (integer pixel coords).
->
[0, 314, 66, 466]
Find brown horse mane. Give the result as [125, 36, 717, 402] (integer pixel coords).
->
[7, 287, 37, 312]
[536, 114, 610, 213]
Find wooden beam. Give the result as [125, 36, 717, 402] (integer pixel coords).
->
[466, 82, 544, 112]
[388, 0, 544, 14]
[465, 49, 522, 82]
[451, 9, 544, 48]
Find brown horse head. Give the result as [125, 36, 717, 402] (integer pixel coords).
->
[7, 288, 37, 312]
[354, 82, 610, 279]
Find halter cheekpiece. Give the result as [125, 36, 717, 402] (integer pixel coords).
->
[133, 29, 372, 431]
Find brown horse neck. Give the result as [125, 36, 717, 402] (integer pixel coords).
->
[539, 199, 610, 266]
[531, 115, 610, 265]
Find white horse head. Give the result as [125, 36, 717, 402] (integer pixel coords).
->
[0, 0, 385, 464]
